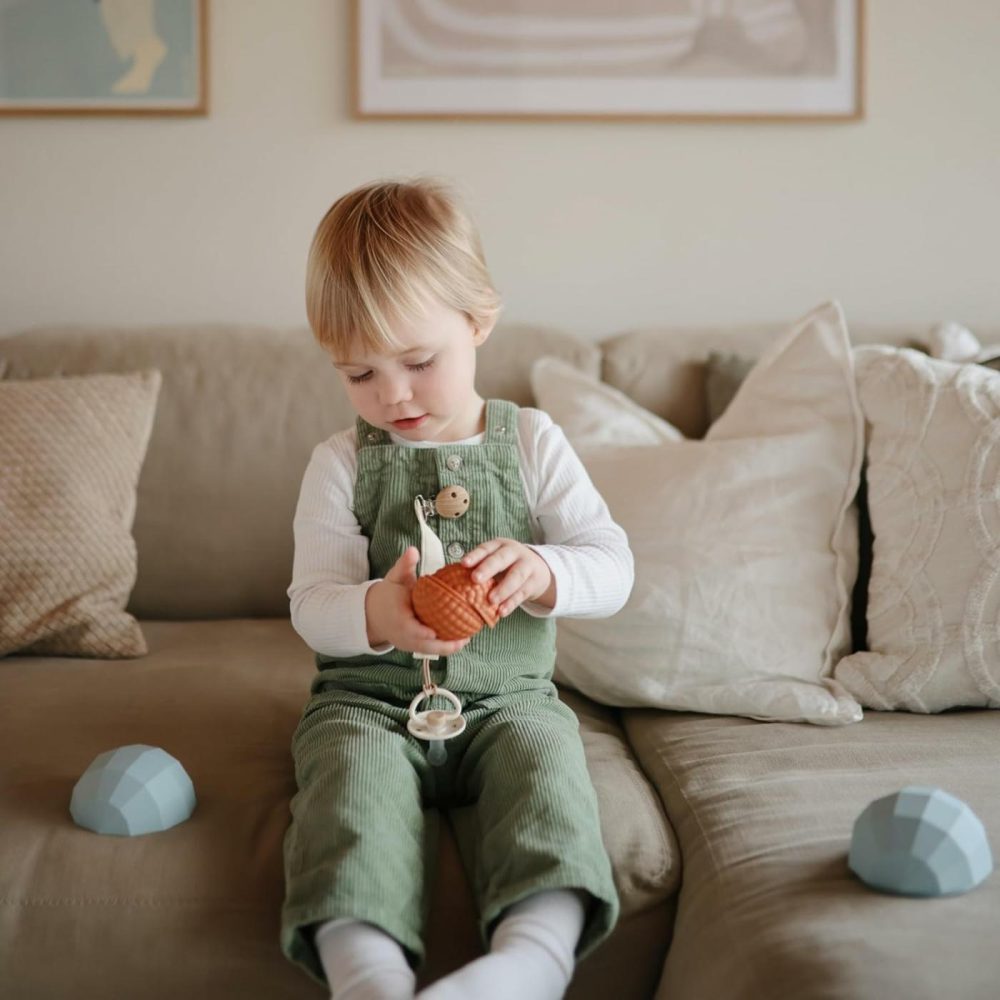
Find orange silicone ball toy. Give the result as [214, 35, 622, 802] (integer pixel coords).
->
[411, 563, 501, 641]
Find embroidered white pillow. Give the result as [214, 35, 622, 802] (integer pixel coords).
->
[551, 301, 864, 725]
[834, 348, 1000, 712]
[531, 356, 683, 447]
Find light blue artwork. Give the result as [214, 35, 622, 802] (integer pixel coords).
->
[849, 786, 994, 897]
[70, 745, 196, 836]
[0, 0, 205, 113]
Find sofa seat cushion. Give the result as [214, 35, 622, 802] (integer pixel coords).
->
[0, 620, 676, 999]
[624, 708, 1000, 1000]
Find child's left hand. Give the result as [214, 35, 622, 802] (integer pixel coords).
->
[462, 538, 555, 616]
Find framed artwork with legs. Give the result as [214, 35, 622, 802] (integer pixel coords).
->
[0, 0, 208, 116]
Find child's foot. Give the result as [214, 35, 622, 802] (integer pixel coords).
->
[417, 889, 585, 1000]
[315, 919, 416, 999]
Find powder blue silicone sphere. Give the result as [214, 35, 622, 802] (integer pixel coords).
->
[70, 745, 196, 836]
[849, 786, 993, 896]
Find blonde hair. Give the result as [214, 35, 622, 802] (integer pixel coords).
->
[305, 178, 501, 357]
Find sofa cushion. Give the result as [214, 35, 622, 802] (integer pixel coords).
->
[704, 350, 755, 425]
[0, 371, 161, 658]
[624, 707, 1000, 1000]
[697, 347, 875, 655]
[540, 302, 864, 725]
[558, 689, 680, 910]
[531, 356, 683, 446]
[0, 324, 598, 620]
[0, 620, 676, 999]
[598, 322, 958, 440]
[835, 348, 1000, 712]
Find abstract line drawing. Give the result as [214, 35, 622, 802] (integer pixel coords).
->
[356, 0, 862, 119]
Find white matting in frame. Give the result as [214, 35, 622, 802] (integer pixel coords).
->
[356, 0, 863, 120]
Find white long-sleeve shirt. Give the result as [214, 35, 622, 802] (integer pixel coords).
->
[288, 406, 634, 658]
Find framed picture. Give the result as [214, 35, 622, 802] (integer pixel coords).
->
[355, 0, 863, 121]
[0, 0, 208, 116]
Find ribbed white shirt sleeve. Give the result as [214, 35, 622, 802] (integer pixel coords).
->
[288, 429, 394, 658]
[519, 409, 634, 621]
[287, 410, 634, 657]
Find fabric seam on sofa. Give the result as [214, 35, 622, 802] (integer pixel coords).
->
[651, 747, 770, 998]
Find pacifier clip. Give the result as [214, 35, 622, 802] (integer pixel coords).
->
[408, 496, 466, 764]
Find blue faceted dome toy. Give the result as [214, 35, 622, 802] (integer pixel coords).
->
[70, 745, 196, 837]
[849, 786, 993, 897]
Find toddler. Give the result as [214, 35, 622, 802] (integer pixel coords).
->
[281, 179, 633, 1000]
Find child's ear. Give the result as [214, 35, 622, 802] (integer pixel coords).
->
[472, 316, 496, 346]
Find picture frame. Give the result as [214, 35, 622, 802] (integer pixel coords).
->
[355, 0, 863, 122]
[0, 0, 208, 116]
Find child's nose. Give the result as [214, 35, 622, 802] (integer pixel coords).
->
[379, 372, 413, 406]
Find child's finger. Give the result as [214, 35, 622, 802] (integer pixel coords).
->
[496, 590, 528, 617]
[471, 546, 519, 585]
[407, 635, 469, 656]
[461, 538, 504, 568]
[385, 546, 420, 584]
[487, 563, 530, 605]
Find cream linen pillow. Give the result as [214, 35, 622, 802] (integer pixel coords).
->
[834, 348, 1000, 712]
[0, 371, 161, 657]
[530, 355, 683, 445]
[538, 301, 864, 725]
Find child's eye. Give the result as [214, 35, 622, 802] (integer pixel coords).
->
[407, 357, 435, 373]
[346, 371, 373, 384]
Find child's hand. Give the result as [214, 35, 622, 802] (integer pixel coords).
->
[365, 546, 471, 656]
[462, 538, 555, 616]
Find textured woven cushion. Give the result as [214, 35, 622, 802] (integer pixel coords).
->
[0, 371, 161, 657]
[835, 348, 1000, 711]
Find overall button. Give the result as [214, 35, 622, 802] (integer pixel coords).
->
[445, 454, 463, 471]
[446, 541, 465, 560]
[435, 485, 470, 519]
[366, 431, 380, 443]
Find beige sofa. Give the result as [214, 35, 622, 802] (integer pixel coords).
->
[2, 320, 999, 1000]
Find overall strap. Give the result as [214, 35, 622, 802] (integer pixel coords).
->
[484, 399, 517, 443]
[355, 416, 389, 449]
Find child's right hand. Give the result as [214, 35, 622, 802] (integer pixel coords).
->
[364, 546, 471, 656]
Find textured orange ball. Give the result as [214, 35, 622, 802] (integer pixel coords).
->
[411, 563, 500, 640]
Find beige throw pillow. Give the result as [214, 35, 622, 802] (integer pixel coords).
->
[835, 348, 1000, 711]
[0, 371, 161, 657]
[536, 302, 864, 725]
[530, 356, 683, 445]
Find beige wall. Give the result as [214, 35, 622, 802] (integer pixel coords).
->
[1, 1, 998, 340]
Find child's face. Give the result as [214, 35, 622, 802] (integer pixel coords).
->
[332, 298, 492, 443]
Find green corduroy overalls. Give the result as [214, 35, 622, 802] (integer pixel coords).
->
[280, 400, 618, 984]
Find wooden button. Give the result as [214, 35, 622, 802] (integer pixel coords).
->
[435, 485, 470, 519]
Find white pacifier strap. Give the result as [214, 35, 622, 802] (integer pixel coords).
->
[409, 496, 465, 760]
[412, 496, 445, 662]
